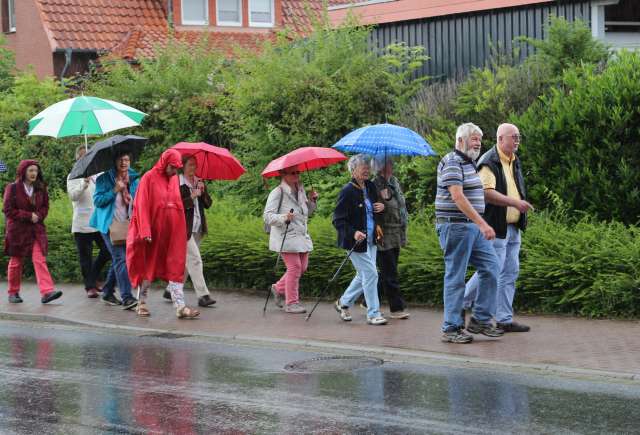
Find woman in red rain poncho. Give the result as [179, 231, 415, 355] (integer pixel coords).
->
[126, 149, 199, 319]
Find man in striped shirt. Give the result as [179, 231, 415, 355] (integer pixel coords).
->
[435, 123, 504, 344]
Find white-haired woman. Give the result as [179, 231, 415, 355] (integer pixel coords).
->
[332, 154, 387, 325]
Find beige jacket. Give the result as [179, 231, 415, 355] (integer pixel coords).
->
[263, 181, 316, 253]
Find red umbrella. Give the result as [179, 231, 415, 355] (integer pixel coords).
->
[172, 142, 245, 180]
[261, 147, 347, 178]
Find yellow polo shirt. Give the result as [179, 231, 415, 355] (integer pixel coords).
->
[478, 147, 521, 224]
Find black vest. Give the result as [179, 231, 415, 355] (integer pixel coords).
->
[477, 146, 528, 239]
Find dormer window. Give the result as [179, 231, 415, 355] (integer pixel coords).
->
[217, 0, 242, 26]
[249, 0, 274, 27]
[182, 0, 209, 25]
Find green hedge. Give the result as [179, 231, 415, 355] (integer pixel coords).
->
[2, 197, 639, 318]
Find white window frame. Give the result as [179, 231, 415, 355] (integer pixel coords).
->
[8, 0, 16, 32]
[181, 0, 209, 26]
[248, 0, 274, 28]
[216, 0, 242, 27]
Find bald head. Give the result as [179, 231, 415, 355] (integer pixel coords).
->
[497, 123, 520, 157]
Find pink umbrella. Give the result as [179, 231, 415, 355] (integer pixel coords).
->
[172, 142, 245, 180]
[261, 147, 347, 178]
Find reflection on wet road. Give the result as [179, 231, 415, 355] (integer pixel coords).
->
[0, 321, 638, 434]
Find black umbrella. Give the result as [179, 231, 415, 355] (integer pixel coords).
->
[68, 135, 147, 179]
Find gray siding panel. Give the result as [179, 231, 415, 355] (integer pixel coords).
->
[371, 0, 592, 79]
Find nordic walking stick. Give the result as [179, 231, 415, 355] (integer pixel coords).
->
[305, 238, 364, 321]
[263, 209, 295, 314]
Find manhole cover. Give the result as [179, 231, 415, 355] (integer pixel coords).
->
[284, 356, 384, 373]
[141, 332, 191, 340]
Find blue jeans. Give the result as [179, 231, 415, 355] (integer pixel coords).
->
[339, 242, 382, 318]
[101, 232, 133, 301]
[464, 224, 521, 323]
[436, 223, 499, 332]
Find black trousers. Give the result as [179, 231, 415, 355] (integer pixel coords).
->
[376, 247, 406, 313]
[73, 232, 111, 290]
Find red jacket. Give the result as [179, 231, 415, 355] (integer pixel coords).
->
[3, 160, 49, 257]
[126, 149, 187, 287]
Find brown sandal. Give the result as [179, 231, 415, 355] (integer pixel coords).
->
[136, 302, 150, 317]
[177, 306, 200, 319]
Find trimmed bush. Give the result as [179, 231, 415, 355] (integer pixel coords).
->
[2, 197, 639, 318]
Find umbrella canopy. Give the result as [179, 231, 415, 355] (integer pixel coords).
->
[0, 160, 6, 173]
[28, 96, 146, 139]
[332, 123, 436, 157]
[68, 135, 147, 179]
[261, 147, 347, 178]
[172, 142, 245, 180]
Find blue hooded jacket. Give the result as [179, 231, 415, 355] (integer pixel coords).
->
[89, 168, 140, 234]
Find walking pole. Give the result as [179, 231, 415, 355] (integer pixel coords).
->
[263, 209, 295, 314]
[305, 238, 364, 322]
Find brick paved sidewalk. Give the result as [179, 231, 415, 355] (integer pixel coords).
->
[1, 282, 639, 378]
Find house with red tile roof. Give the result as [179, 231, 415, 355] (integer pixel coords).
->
[0, 0, 333, 79]
[329, 0, 639, 78]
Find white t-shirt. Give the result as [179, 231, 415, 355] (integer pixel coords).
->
[180, 174, 201, 234]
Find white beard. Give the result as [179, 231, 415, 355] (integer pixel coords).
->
[465, 147, 480, 161]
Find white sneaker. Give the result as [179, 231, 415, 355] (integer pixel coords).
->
[390, 310, 410, 319]
[335, 300, 352, 321]
[271, 284, 284, 308]
[367, 316, 388, 325]
[285, 303, 306, 314]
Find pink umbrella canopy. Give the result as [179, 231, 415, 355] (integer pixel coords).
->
[172, 142, 245, 180]
[261, 147, 347, 178]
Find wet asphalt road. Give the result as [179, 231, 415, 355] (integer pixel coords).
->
[0, 320, 638, 435]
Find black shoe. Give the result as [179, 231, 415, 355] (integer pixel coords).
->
[41, 290, 63, 304]
[497, 321, 530, 333]
[198, 295, 216, 307]
[8, 294, 23, 304]
[102, 293, 122, 306]
[122, 297, 138, 310]
[466, 317, 504, 337]
[163, 290, 172, 301]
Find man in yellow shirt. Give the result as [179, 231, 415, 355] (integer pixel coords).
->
[463, 123, 534, 332]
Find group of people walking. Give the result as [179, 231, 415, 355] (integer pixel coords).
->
[3, 120, 531, 342]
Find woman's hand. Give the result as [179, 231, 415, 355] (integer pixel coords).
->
[114, 180, 126, 193]
[354, 231, 366, 241]
[286, 211, 295, 223]
[31, 213, 39, 223]
[373, 202, 385, 213]
[144, 237, 152, 243]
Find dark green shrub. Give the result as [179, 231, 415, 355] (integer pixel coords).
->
[517, 51, 640, 224]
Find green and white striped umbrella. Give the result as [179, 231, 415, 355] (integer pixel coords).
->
[28, 96, 147, 139]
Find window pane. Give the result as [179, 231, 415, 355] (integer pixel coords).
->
[9, 0, 16, 29]
[183, 0, 207, 23]
[251, 0, 272, 23]
[218, 0, 240, 23]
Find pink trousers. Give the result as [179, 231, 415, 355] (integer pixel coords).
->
[274, 252, 309, 305]
[7, 242, 54, 295]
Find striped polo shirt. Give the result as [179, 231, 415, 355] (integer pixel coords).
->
[435, 150, 485, 219]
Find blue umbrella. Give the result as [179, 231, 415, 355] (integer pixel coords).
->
[332, 123, 436, 157]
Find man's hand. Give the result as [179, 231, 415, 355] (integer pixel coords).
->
[31, 213, 39, 223]
[514, 199, 534, 213]
[309, 190, 319, 202]
[479, 223, 496, 240]
[373, 202, 384, 213]
[354, 231, 366, 241]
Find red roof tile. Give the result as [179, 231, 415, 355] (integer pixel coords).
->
[35, 0, 332, 61]
[36, 0, 168, 51]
